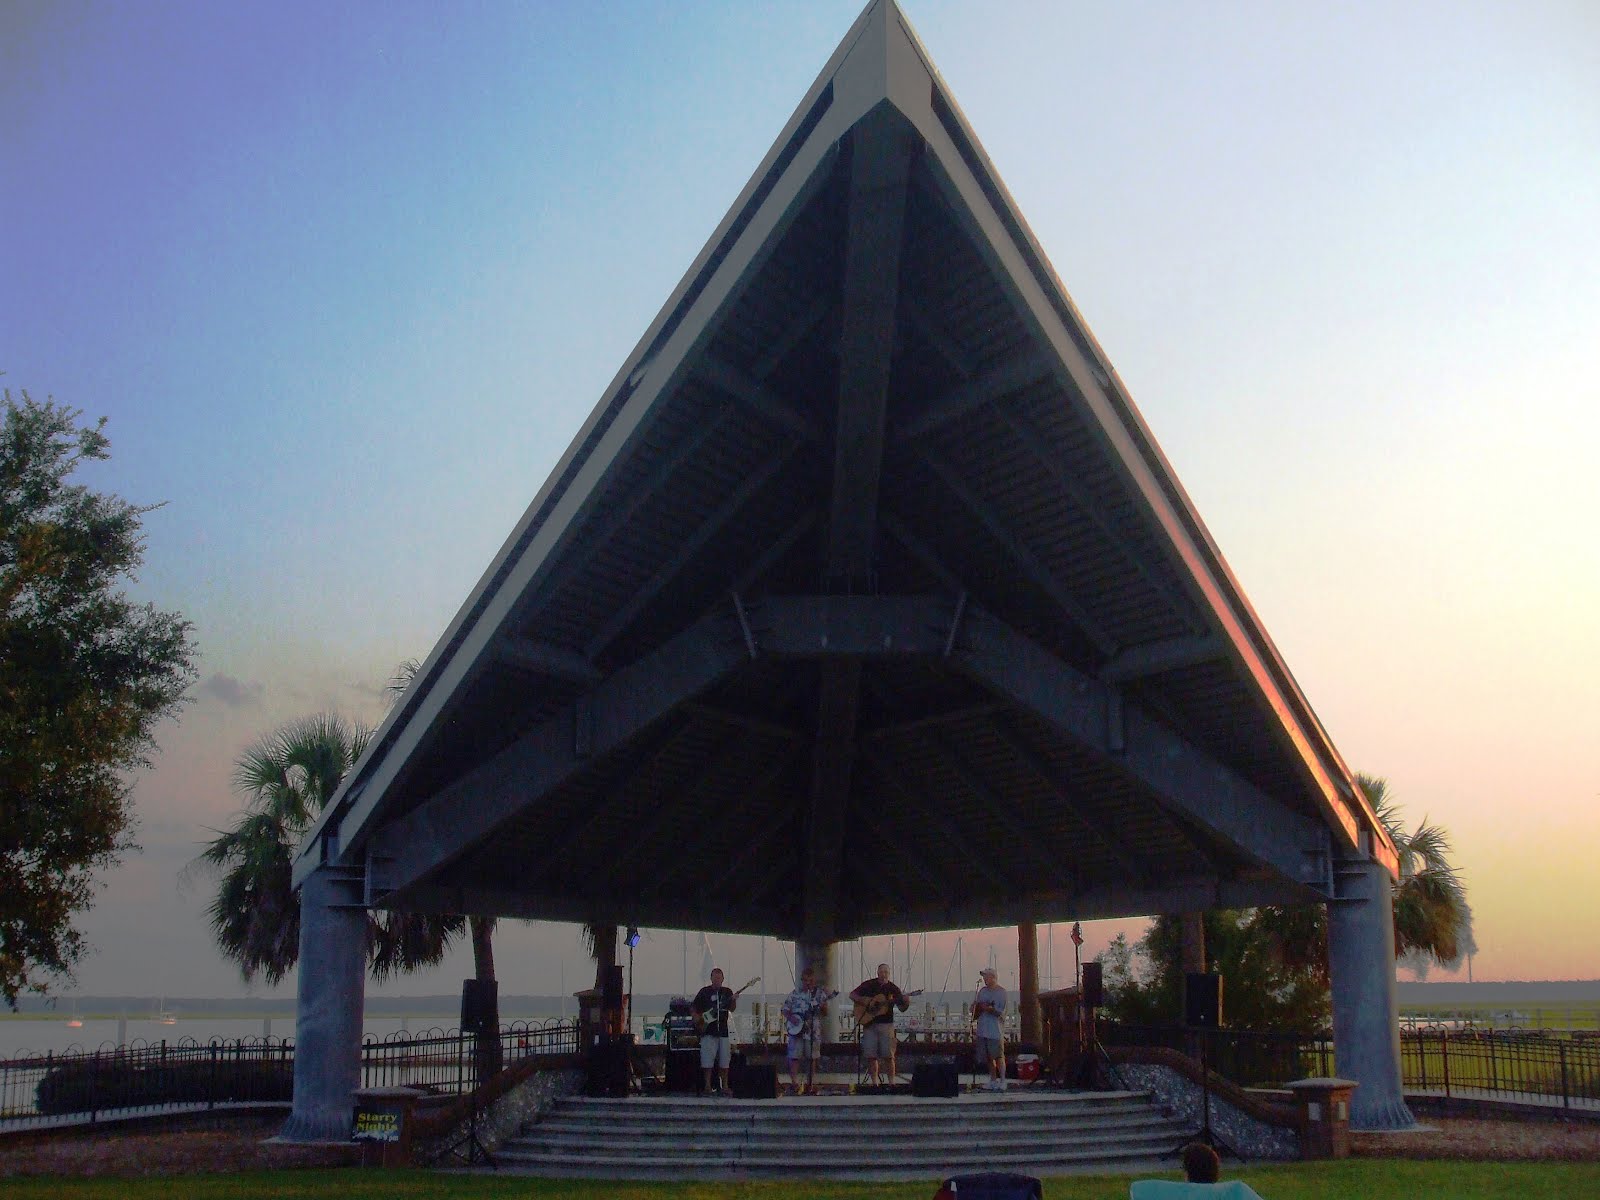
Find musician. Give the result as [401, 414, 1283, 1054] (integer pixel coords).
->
[849, 962, 910, 1088]
[781, 964, 832, 1095]
[973, 966, 1008, 1091]
[691, 967, 736, 1096]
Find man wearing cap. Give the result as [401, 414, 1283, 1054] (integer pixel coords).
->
[973, 967, 1008, 1091]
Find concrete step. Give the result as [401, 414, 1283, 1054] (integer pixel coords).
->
[495, 1088, 1197, 1179]
[530, 1113, 1179, 1148]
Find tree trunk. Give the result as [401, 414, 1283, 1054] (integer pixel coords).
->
[1179, 911, 1206, 975]
[592, 924, 618, 989]
[1017, 921, 1041, 1045]
[470, 915, 502, 1079]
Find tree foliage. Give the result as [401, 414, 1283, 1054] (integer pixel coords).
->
[1100, 774, 1472, 1032]
[1, 390, 197, 1005]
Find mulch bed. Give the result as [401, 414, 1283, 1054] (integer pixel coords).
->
[1351, 1116, 1600, 1162]
[5, 1110, 1600, 1176]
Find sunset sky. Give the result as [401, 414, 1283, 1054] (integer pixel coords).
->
[3, 0, 1596, 1002]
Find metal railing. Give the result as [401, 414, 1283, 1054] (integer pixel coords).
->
[1102, 1021, 1600, 1110]
[0, 1018, 579, 1131]
[1401, 1026, 1600, 1109]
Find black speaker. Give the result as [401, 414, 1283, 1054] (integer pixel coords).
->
[913, 1060, 960, 1097]
[730, 1063, 777, 1099]
[943, 1173, 1042, 1200]
[1081, 961, 1103, 1009]
[602, 964, 624, 1011]
[460, 978, 497, 1033]
[1184, 972, 1223, 1029]
[585, 1037, 631, 1097]
[665, 1049, 700, 1094]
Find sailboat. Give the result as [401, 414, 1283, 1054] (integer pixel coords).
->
[156, 997, 177, 1025]
[65, 997, 83, 1028]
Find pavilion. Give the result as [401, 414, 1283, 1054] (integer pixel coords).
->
[283, 0, 1413, 1141]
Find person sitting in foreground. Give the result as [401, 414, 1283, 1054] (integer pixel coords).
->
[1182, 1143, 1220, 1183]
[1127, 1142, 1265, 1200]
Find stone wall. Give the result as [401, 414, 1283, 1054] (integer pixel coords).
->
[412, 1063, 585, 1163]
[1115, 1061, 1299, 1160]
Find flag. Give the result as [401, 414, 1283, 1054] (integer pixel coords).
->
[1070, 922, 1083, 946]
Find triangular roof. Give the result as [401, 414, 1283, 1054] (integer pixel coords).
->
[295, 0, 1394, 940]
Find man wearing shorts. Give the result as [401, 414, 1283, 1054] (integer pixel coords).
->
[692, 967, 736, 1095]
[850, 963, 909, 1088]
[973, 966, 1008, 1090]
[781, 965, 833, 1095]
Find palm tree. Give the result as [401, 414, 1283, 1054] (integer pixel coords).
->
[1361, 773, 1473, 970]
[197, 713, 465, 985]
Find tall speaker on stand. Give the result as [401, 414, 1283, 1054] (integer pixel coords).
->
[1074, 962, 1121, 1090]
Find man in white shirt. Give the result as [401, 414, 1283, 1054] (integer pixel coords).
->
[973, 967, 1008, 1090]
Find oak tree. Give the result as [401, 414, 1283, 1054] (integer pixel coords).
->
[1, 390, 197, 1005]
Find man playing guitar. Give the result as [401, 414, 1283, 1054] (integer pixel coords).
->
[691, 968, 739, 1095]
[849, 963, 918, 1088]
[780, 965, 837, 1095]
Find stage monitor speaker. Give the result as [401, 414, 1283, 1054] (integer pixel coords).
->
[942, 1173, 1043, 1200]
[1081, 961, 1104, 1008]
[585, 1037, 631, 1097]
[913, 1060, 960, 1098]
[1184, 972, 1223, 1029]
[602, 964, 625, 1012]
[665, 1049, 700, 1094]
[730, 1063, 777, 1099]
[460, 978, 497, 1034]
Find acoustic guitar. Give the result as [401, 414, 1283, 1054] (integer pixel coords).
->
[693, 976, 761, 1034]
[852, 987, 924, 1026]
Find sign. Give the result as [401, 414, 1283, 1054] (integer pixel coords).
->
[352, 1105, 403, 1143]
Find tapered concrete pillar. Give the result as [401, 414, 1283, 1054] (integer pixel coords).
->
[796, 940, 846, 1042]
[278, 865, 367, 1142]
[1328, 856, 1415, 1130]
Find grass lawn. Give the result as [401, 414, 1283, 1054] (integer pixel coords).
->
[5, 1163, 1599, 1200]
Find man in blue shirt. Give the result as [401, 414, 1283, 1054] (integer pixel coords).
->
[973, 966, 1008, 1091]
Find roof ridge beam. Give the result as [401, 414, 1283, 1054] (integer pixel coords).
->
[827, 104, 918, 582]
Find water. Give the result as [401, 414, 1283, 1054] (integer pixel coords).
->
[0, 1011, 560, 1059]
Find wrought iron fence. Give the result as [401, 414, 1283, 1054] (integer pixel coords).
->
[0, 1018, 578, 1131]
[1103, 1021, 1600, 1110]
[1402, 1026, 1600, 1109]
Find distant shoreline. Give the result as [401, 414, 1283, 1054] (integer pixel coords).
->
[6, 980, 1600, 1017]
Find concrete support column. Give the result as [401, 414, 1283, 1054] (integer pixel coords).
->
[796, 940, 846, 1043]
[279, 865, 367, 1142]
[1328, 857, 1415, 1130]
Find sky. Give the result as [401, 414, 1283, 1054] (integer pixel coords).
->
[2, 0, 1597, 1003]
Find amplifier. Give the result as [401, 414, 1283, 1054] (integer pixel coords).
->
[912, 1060, 960, 1097]
[729, 1063, 777, 1099]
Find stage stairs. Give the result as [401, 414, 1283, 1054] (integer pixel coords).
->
[494, 1089, 1199, 1179]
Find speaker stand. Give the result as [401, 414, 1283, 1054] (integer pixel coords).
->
[434, 1035, 498, 1168]
[1172, 1027, 1241, 1162]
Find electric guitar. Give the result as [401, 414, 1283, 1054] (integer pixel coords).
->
[853, 987, 924, 1026]
[693, 977, 760, 1034]
[782, 989, 840, 1037]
